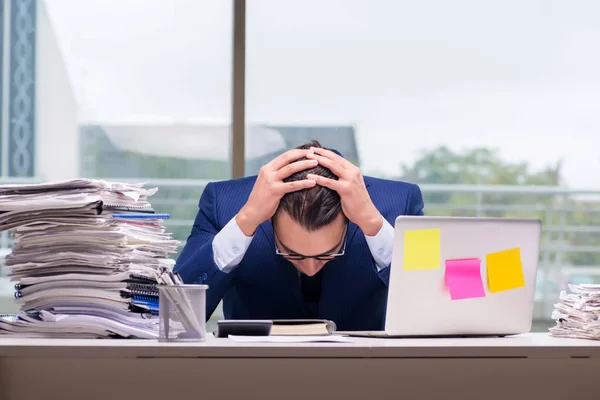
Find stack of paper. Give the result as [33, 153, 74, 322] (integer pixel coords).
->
[549, 283, 600, 340]
[0, 179, 179, 339]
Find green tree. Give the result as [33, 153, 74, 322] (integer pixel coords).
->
[398, 145, 562, 185]
[394, 146, 561, 216]
[387, 145, 599, 269]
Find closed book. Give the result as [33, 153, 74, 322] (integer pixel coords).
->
[269, 319, 337, 336]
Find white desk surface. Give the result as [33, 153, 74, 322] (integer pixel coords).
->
[0, 332, 599, 359]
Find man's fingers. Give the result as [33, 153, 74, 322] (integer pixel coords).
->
[267, 149, 313, 171]
[276, 159, 318, 180]
[306, 174, 342, 191]
[305, 153, 346, 177]
[309, 147, 352, 168]
[280, 179, 316, 193]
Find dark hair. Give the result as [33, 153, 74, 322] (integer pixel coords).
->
[275, 140, 342, 231]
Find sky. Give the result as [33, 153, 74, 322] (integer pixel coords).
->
[44, 0, 600, 187]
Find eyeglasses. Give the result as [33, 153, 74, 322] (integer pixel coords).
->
[274, 223, 347, 261]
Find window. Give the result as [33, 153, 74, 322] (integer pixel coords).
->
[1, 0, 599, 331]
[0, 0, 232, 312]
[247, 0, 600, 326]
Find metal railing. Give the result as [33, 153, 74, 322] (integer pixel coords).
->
[144, 179, 600, 322]
[1, 177, 599, 323]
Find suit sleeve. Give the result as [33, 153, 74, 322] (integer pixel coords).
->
[406, 183, 425, 216]
[364, 216, 394, 270]
[375, 183, 425, 286]
[173, 182, 235, 320]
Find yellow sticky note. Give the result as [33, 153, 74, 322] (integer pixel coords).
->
[403, 228, 441, 270]
[486, 248, 525, 293]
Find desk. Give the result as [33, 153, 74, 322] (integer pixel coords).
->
[0, 333, 599, 400]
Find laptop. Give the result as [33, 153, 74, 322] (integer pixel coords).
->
[345, 216, 542, 338]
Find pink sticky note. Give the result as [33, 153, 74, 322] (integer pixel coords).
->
[445, 258, 486, 300]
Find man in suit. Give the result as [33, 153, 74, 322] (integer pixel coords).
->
[174, 140, 424, 331]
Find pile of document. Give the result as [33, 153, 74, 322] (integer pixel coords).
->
[0, 179, 179, 338]
[549, 283, 600, 340]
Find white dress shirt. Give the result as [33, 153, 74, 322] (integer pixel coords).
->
[212, 214, 394, 273]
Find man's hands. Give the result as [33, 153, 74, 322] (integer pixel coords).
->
[237, 146, 382, 237]
[236, 149, 317, 236]
[306, 148, 383, 236]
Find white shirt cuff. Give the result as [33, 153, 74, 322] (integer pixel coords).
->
[212, 214, 254, 273]
[364, 216, 394, 271]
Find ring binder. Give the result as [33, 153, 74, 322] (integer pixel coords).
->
[129, 304, 159, 315]
[102, 204, 155, 213]
[128, 274, 157, 283]
[120, 291, 159, 301]
[131, 294, 159, 305]
[112, 214, 170, 220]
[126, 282, 158, 296]
[128, 288, 159, 297]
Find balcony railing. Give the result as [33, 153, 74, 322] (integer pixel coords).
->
[0, 177, 598, 324]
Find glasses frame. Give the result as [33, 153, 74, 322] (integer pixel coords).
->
[274, 222, 348, 261]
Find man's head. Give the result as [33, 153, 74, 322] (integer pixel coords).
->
[272, 140, 347, 276]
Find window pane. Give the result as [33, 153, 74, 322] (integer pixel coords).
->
[247, 0, 600, 328]
[0, 0, 232, 312]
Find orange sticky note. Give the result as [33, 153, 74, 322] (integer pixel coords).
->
[486, 248, 525, 293]
[403, 228, 441, 270]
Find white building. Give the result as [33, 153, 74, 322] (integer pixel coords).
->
[0, 0, 78, 311]
[0, 0, 78, 182]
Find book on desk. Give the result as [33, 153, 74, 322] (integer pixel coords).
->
[215, 319, 337, 337]
[270, 319, 337, 335]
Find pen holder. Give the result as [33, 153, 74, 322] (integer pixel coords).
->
[158, 284, 208, 342]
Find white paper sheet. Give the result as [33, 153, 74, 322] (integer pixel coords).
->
[550, 284, 600, 340]
[0, 178, 177, 339]
[228, 335, 354, 343]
